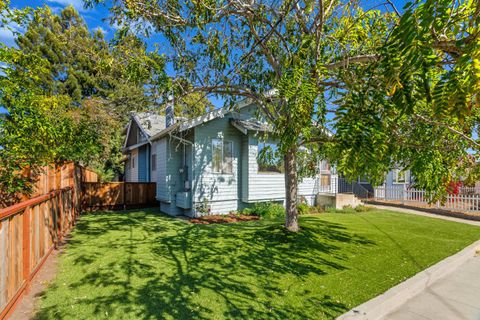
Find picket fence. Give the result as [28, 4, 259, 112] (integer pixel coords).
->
[374, 186, 480, 212]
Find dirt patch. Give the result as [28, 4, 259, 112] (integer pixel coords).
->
[190, 214, 260, 224]
[9, 247, 61, 320]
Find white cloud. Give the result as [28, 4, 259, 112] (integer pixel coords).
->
[46, 0, 89, 12]
[93, 26, 107, 35]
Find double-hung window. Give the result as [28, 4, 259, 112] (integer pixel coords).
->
[393, 169, 406, 184]
[212, 139, 233, 174]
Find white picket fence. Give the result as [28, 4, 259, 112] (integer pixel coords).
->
[374, 187, 480, 212]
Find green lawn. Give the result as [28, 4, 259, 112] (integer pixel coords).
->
[35, 209, 480, 320]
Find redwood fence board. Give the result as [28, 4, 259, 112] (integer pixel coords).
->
[0, 163, 157, 319]
[82, 182, 157, 210]
[0, 163, 98, 320]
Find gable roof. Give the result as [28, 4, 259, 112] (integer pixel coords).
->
[134, 112, 166, 137]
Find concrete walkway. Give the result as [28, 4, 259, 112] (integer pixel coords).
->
[372, 204, 480, 226]
[384, 255, 480, 320]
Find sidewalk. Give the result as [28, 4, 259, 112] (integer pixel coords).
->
[384, 255, 480, 320]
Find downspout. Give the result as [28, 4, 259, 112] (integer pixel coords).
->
[168, 133, 195, 213]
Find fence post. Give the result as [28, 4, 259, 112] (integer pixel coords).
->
[22, 207, 31, 293]
[402, 184, 407, 205]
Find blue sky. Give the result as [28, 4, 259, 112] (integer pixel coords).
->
[0, 0, 409, 114]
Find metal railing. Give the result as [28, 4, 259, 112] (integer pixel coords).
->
[318, 177, 372, 199]
[374, 186, 480, 212]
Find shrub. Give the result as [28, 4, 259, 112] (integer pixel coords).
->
[297, 203, 310, 215]
[355, 205, 375, 212]
[250, 201, 285, 218]
[241, 208, 253, 216]
[309, 205, 325, 214]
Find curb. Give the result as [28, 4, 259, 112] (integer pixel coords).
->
[336, 240, 480, 320]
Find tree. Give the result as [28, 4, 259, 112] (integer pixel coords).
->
[0, 4, 167, 199]
[91, 0, 480, 230]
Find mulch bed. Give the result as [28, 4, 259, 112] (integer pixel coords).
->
[190, 214, 260, 224]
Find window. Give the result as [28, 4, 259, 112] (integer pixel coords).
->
[212, 139, 233, 174]
[257, 142, 283, 173]
[131, 157, 135, 169]
[393, 169, 406, 183]
[151, 154, 156, 171]
[320, 174, 330, 186]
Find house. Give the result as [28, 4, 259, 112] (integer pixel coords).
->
[122, 112, 166, 182]
[146, 100, 338, 217]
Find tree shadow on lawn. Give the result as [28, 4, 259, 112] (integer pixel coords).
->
[34, 210, 375, 320]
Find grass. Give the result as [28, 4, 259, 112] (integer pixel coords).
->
[35, 209, 480, 320]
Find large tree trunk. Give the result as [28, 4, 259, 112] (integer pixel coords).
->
[284, 146, 299, 232]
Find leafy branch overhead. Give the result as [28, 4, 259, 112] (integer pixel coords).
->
[85, 0, 480, 230]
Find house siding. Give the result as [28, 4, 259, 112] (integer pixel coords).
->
[138, 145, 149, 182]
[155, 138, 168, 201]
[192, 115, 242, 214]
[130, 149, 138, 182]
[245, 135, 319, 202]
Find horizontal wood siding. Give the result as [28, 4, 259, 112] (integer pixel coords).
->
[246, 136, 319, 202]
[193, 116, 241, 214]
[154, 139, 168, 201]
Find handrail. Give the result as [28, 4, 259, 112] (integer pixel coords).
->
[0, 187, 72, 220]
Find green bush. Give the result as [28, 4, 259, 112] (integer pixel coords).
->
[241, 208, 253, 216]
[297, 203, 310, 215]
[354, 205, 375, 212]
[249, 202, 285, 218]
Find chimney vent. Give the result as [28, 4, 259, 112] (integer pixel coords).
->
[166, 94, 174, 127]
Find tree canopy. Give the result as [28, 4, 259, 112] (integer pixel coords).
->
[86, 0, 480, 231]
[0, 4, 168, 200]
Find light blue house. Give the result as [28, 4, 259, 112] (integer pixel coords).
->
[144, 100, 336, 217]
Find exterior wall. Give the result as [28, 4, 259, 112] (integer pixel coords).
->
[138, 145, 149, 182]
[192, 115, 242, 215]
[385, 169, 412, 188]
[150, 144, 157, 183]
[244, 135, 319, 203]
[155, 134, 195, 216]
[124, 158, 131, 182]
[130, 149, 138, 182]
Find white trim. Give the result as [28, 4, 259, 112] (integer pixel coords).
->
[123, 121, 132, 149]
[132, 115, 153, 143]
[179, 99, 254, 132]
[123, 140, 149, 152]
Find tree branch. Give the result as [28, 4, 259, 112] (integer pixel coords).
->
[414, 114, 480, 148]
[325, 54, 380, 69]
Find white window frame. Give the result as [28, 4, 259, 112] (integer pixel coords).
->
[211, 138, 234, 174]
[393, 169, 407, 184]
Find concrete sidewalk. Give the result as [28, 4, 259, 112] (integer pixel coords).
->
[384, 255, 480, 320]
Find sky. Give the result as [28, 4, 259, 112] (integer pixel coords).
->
[0, 0, 409, 114]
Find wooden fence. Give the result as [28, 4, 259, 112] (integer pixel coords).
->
[82, 182, 157, 210]
[0, 163, 98, 319]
